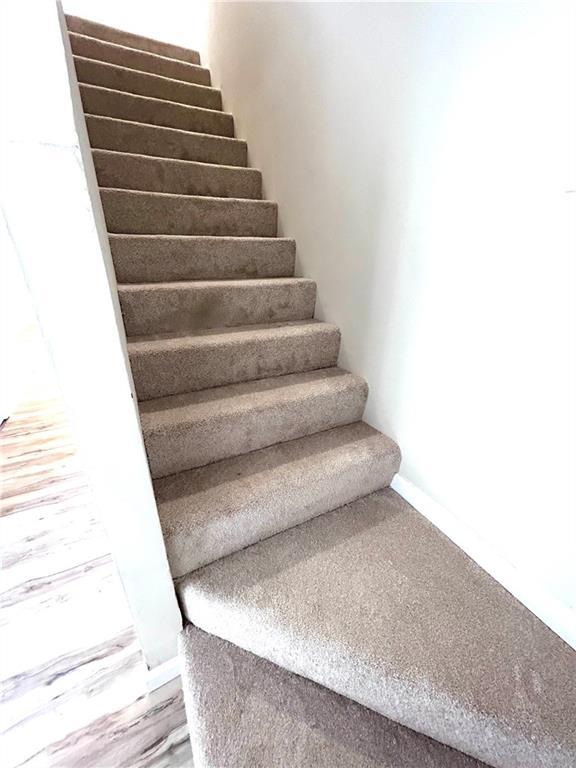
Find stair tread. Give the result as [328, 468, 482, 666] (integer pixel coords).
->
[75, 64, 222, 113]
[66, 14, 201, 65]
[86, 114, 243, 145]
[69, 32, 211, 83]
[156, 422, 399, 575]
[110, 234, 293, 242]
[140, 367, 364, 431]
[93, 148, 257, 174]
[74, 54, 217, 92]
[178, 487, 576, 768]
[86, 114, 246, 167]
[119, 277, 313, 291]
[101, 189, 277, 237]
[73, 54, 220, 105]
[141, 367, 367, 477]
[128, 320, 339, 400]
[118, 277, 316, 335]
[103, 187, 272, 203]
[80, 83, 232, 119]
[80, 83, 234, 138]
[93, 149, 261, 199]
[110, 235, 296, 282]
[127, 319, 335, 346]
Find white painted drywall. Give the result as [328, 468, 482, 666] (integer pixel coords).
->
[62, 0, 209, 62]
[206, 2, 576, 632]
[0, 0, 182, 669]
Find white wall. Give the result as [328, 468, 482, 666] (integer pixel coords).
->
[0, 0, 182, 670]
[207, 2, 576, 641]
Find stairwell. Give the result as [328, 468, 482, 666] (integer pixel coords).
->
[66, 15, 576, 768]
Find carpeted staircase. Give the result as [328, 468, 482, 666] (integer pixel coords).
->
[66, 16, 576, 768]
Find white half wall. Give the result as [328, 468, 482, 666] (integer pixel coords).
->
[206, 2, 576, 643]
[0, 0, 182, 669]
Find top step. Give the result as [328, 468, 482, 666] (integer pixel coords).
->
[66, 15, 201, 66]
[69, 33, 211, 87]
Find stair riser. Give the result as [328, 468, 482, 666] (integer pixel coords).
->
[66, 15, 201, 64]
[180, 624, 480, 768]
[130, 326, 340, 400]
[110, 237, 295, 282]
[69, 34, 211, 85]
[93, 151, 262, 199]
[74, 57, 221, 111]
[143, 378, 368, 478]
[80, 85, 233, 137]
[164, 433, 399, 576]
[101, 190, 277, 236]
[119, 281, 316, 335]
[86, 116, 247, 166]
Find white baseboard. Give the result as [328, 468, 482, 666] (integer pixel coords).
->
[146, 655, 181, 692]
[391, 474, 576, 651]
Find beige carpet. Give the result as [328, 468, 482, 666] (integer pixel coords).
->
[67, 14, 575, 768]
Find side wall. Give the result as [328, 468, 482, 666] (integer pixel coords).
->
[0, 0, 182, 670]
[206, 2, 576, 643]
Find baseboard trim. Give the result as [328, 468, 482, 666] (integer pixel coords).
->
[391, 474, 576, 651]
[146, 655, 181, 692]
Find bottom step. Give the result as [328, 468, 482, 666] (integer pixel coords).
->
[180, 623, 486, 768]
[178, 488, 576, 768]
[156, 422, 400, 576]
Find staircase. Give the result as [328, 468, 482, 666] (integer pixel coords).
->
[66, 16, 576, 768]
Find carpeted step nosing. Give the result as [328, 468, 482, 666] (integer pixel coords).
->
[85, 114, 247, 166]
[103, 188, 269, 202]
[109, 235, 296, 282]
[79, 84, 234, 137]
[93, 148, 259, 174]
[73, 55, 222, 111]
[92, 148, 262, 199]
[178, 487, 576, 768]
[69, 32, 211, 85]
[128, 320, 340, 400]
[118, 277, 316, 335]
[140, 367, 369, 478]
[66, 14, 201, 65]
[157, 422, 400, 576]
[101, 188, 277, 236]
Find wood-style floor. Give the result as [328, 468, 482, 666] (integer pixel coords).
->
[0, 390, 191, 767]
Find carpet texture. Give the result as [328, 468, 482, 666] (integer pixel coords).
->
[66, 15, 201, 64]
[80, 84, 234, 136]
[139, 368, 368, 478]
[178, 488, 576, 768]
[180, 623, 488, 768]
[68, 15, 572, 768]
[109, 235, 294, 283]
[128, 321, 340, 400]
[93, 149, 262, 199]
[101, 189, 277, 236]
[74, 56, 222, 110]
[157, 422, 400, 575]
[117, 277, 315, 335]
[69, 33, 211, 85]
[86, 115, 247, 167]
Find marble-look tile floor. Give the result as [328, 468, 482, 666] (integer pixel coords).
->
[0, 373, 191, 766]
